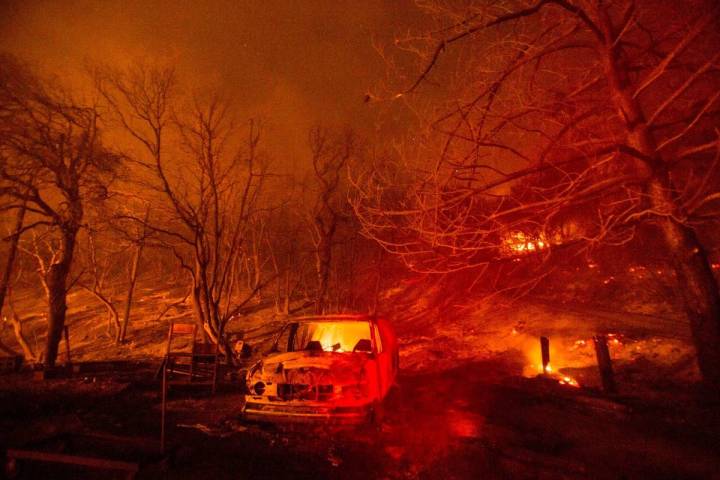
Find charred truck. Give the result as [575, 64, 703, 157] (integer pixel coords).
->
[243, 315, 399, 423]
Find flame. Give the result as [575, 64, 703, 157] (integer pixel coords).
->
[504, 231, 548, 255]
[534, 363, 581, 387]
[307, 321, 372, 353]
[316, 326, 347, 352]
[559, 376, 580, 388]
[538, 363, 552, 374]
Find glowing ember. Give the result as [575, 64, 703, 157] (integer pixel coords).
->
[559, 376, 580, 388]
[503, 231, 548, 255]
[538, 363, 552, 374]
[533, 363, 580, 388]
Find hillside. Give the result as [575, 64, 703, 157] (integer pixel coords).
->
[2, 275, 718, 479]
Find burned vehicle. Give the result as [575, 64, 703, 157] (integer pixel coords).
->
[243, 314, 399, 423]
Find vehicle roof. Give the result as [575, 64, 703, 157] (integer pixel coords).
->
[290, 314, 376, 323]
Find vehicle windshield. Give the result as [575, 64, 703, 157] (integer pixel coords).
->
[290, 321, 373, 353]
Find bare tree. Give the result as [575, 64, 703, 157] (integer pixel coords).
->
[306, 126, 354, 313]
[96, 64, 272, 346]
[354, 0, 720, 386]
[3, 286, 38, 363]
[171, 105, 271, 342]
[0, 201, 25, 333]
[77, 227, 122, 340]
[117, 205, 150, 343]
[0, 201, 37, 362]
[0, 55, 119, 367]
[262, 193, 315, 315]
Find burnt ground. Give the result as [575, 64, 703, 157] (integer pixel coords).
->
[2, 350, 720, 480]
[2, 284, 720, 479]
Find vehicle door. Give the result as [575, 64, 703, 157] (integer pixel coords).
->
[372, 320, 393, 398]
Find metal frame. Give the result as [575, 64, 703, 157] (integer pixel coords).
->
[160, 321, 220, 452]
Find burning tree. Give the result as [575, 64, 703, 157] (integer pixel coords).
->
[353, 0, 720, 386]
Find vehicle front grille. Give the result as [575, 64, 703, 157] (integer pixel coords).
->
[276, 383, 333, 401]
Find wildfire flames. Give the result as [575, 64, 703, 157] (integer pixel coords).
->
[538, 363, 552, 374]
[525, 332, 630, 389]
[504, 231, 548, 255]
[306, 321, 372, 353]
[534, 362, 581, 388]
[558, 376, 580, 387]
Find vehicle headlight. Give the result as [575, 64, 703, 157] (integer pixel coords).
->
[253, 381, 266, 395]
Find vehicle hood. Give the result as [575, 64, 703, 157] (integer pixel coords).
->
[250, 350, 370, 385]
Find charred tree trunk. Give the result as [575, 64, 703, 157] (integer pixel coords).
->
[119, 240, 143, 343]
[189, 263, 211, 343]
[44, 227, 77, 368]
[0, 205, 37, 362]
[6, 290, 37, 362]
[190, 274, 207, 339]
[0, 204, 26, 324]
[651, 178, 720, 387]
[283, 269, 291, 314]
[315, 235, 333, 314]
[597, 9, 720, 387]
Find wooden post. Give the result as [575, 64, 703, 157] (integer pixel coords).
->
[161, 361, 167, 454]
[593, 335, 616, 393]
[540, 336, 550, 374]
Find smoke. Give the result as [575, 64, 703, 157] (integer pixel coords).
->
[0, 0, 420, 170]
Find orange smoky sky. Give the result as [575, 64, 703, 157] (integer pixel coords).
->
[0, 0, 423, 170]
